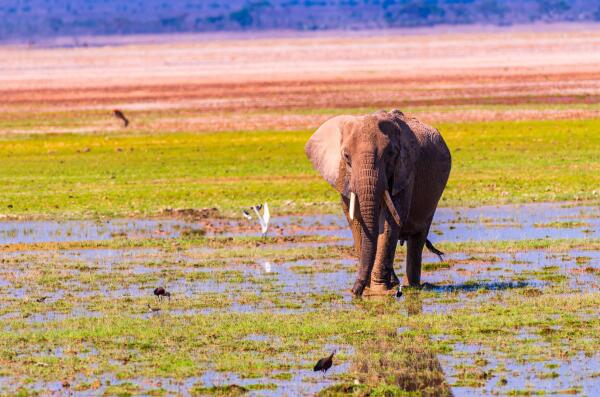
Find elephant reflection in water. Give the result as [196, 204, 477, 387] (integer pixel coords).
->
[305, 110, 451, 297]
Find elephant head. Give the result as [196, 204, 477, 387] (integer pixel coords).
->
[305, 110, 418, 296]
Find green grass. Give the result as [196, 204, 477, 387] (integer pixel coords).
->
[1, 230, 598, 395]
[1, 118, 599, 218]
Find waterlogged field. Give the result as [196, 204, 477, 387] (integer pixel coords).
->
[1, 27, 600, 396]
[0, 205, 599, 396]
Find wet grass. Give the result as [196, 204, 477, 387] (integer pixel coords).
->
[0, 299, 413, 394]
[533, 221, 590, 229]
[2, 227, 600, 255]
[1, 230, 598, 395]
[1, 118, 599, 219]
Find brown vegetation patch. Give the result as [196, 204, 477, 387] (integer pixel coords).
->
[352, 330, 452, 396]
[161, 207, 221, 220]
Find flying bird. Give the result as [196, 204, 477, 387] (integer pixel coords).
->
[314, 350, 335, 374]
[35, 296, 48, 303]
[113, 109, 129, 127]
[251, 202, 270, 237]
[153, 287, 171, 299]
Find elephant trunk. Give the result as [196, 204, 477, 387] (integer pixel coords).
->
[351, 153, 385, 296]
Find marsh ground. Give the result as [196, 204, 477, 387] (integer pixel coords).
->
[0, 25, 599, 396]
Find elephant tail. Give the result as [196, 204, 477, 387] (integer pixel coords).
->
[398, 238, 444, 261]
[425, 239, 445, 262]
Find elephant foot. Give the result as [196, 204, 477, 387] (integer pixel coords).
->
[351, 279, 367, 297]
[363, 282, 397, 296]
[402, 274, 421, 288]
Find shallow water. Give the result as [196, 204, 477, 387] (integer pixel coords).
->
[0, 218, 189, 244]
[433, 202, 600, 242]
[1, 202, 599, 396]
[244, 202, 600, 241]
[1, 202, 598, 245]
[442, 347, 600, 397]
[2, 246, 596, 318]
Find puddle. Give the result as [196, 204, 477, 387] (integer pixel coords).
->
[0, 219, 197, 244]
[433, 202, 600, 242]
[421, 250, 600, 294]
[440, 347, 600, 396]
[264, 202, 600, 242]
[2, 203, 598, 245]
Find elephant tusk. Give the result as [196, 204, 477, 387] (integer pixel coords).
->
[383, 190, 401, 226]
[349, 192, 356, 220]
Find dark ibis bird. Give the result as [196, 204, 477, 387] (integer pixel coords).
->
[153, 287, 171, 299]
[396, 286, 403, 298]
[314, 350, 335, 373]
[113, 109, 129, 127]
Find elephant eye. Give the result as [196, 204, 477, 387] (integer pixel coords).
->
[343, 151, 351, 165]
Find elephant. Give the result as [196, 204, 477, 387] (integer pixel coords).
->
[305, 109, 451, 297]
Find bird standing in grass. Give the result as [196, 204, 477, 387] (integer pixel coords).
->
[314, 350, 335, 374]
[113, 109, 129, 127]
[153, 287, 171, 299]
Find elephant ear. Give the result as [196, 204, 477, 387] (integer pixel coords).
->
[390, 118, 419, 198]
[305, 115, 354, 195]
[376, 114, 419, 227]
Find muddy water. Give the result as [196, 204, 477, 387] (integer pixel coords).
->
[1, 202, 598, 245]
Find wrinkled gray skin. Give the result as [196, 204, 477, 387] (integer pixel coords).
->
[305, 110, 451, 296]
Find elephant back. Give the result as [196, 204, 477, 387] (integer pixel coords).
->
[390, 110, 451, 167]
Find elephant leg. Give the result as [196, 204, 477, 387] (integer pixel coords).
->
[404, 231, 427, 287]
[381, 212, 401, 287]
[366, 212, 399, 295]
[341, 195, 361, 258]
